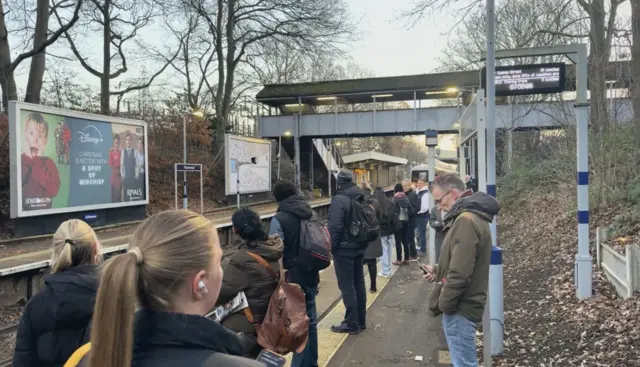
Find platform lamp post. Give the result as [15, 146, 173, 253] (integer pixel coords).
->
[183, 108, 204, 209]
[237, 157, 257, 208]
[278, 131, 292, 179]
[425, 130, 438, 265]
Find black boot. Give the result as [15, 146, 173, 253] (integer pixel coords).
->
[330, 323, 361, 335]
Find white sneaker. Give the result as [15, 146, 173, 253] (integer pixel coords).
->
[378, 273, 391, 278]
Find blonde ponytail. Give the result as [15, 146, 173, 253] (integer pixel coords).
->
[51, 220, 99, 273]
[88, 210, 222, 366]
[89, 252, 139, 367]
[51, 241, 73, 273]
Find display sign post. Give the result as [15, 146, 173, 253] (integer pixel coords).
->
[174, 163, 203, 214]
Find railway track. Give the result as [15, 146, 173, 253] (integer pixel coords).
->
[0, 198, 279, 249]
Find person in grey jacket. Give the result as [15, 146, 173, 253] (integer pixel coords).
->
[328, 170, 367, 335]
[428, 205, 445, 262]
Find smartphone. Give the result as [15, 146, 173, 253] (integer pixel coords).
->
[416, 261, 430, 275]
[256, 349, 286, 366]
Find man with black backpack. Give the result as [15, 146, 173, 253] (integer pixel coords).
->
[269, 179, 328, 367]
[328, 170, 379, 335]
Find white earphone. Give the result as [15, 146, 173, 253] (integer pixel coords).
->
[198, 280, 208, 293]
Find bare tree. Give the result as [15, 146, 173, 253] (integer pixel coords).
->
[0, 0, 83, 110]
[576, 0, 625, 130]
[53, 0, 181, 114]
[178, 0, 354, 153]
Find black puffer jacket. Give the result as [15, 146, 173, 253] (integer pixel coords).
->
[216, 236, 283, 336]
[13, 264, 98, 367]
[328, 183, 366, 254]
[74, 310, 263, 367]
[406, 189, 420, 217]
[378, 198, 398, 237]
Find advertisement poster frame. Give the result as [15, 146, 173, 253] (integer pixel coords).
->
[224, 134, 272, 196]
[9, 101, 150, 218]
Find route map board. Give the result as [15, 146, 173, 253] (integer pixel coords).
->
[481, 62, 566, 96]
[224, 134, 271, 195]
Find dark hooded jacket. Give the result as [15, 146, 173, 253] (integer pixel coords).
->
[215, 235, 283, 354]
[269, 194, 314, 270]
[13, 264, 98, 367]
[428, 191, 500, 323]
[328, 183, 366, 254]
[71, 310, 263, 367]
[406, 189, 420, 218]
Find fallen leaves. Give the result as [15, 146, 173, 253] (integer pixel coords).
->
[476, 189, 640, 367]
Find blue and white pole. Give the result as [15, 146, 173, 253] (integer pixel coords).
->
[485, 0, 503, 356]
[574, 44, 592, 300]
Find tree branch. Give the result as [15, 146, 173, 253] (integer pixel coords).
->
[9, 0, 83, 73]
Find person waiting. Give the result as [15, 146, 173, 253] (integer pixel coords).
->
[216, 207, 284, 358]
[13, 219, 101, 367]
[66, 210, 262, 367]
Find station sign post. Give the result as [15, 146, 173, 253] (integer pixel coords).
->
[174, 163, 203, 214]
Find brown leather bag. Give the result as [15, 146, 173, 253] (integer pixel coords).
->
[245, 252, 310, 355]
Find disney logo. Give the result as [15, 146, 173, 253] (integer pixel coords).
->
[77, 125, 104, 145]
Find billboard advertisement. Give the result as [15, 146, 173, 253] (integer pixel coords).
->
[224, 134, 271, 196]
[9, 102, 149, 218]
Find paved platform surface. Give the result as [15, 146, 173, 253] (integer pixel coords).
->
[0, 199, 331, 270]
[325, 263, 452, 367]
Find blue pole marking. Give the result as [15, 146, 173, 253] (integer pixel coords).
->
[487, 184, 496, 198]
[577, 171, 589, 224]
[490, 246, 502, 265]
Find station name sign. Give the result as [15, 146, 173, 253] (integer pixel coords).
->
[481, 62, 566, 96]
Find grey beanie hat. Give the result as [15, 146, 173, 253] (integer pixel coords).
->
[337, 170, 353, 186]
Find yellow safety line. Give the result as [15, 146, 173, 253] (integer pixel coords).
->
[282, 250, 400, 367]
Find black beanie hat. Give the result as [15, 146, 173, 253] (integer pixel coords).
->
[394, 183, 403, 193]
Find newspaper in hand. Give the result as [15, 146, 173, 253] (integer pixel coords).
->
[211, 291, 250, 323]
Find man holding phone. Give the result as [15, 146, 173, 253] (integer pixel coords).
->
[421, 174, 499, 367]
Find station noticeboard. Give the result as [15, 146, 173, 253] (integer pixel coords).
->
[481, 62, 566, 96]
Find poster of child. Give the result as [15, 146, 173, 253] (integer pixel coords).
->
[21, 112, 61, 210]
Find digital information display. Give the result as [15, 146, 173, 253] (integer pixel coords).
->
[481, 63, 566, 96]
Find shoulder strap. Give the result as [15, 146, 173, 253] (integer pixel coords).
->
[246, 251, 284, 283]
[64, 342, 91, 367]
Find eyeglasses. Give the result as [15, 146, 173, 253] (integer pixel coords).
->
[434, 190, 451, 205]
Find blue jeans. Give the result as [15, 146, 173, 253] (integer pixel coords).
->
[442, 313, 478, 367]
[417, 215, 428, 254]
[379, 234, 394, 276]
[290, 280, 318, 367]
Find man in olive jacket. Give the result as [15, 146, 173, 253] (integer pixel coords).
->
[422, 174, 499, 367]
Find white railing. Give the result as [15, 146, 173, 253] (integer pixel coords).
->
[596, 227, 640, 299]
[313, 139, 340, 176]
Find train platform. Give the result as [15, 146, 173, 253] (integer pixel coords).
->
[311, 259, 452, 367]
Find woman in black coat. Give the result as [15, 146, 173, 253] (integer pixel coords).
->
[13, 220, 100, 367]
[215, 207, 284, 358]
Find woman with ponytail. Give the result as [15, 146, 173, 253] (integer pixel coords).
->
[71, 210, 261, 367]
[13, 219, 101, 366]
[215, 207, 284, 358]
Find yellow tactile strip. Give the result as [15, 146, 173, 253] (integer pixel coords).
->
[283, 253, 400, 367]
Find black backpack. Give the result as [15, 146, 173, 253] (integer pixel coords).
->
[347, 198, 379, 246]
[297, 213, 332, 272]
